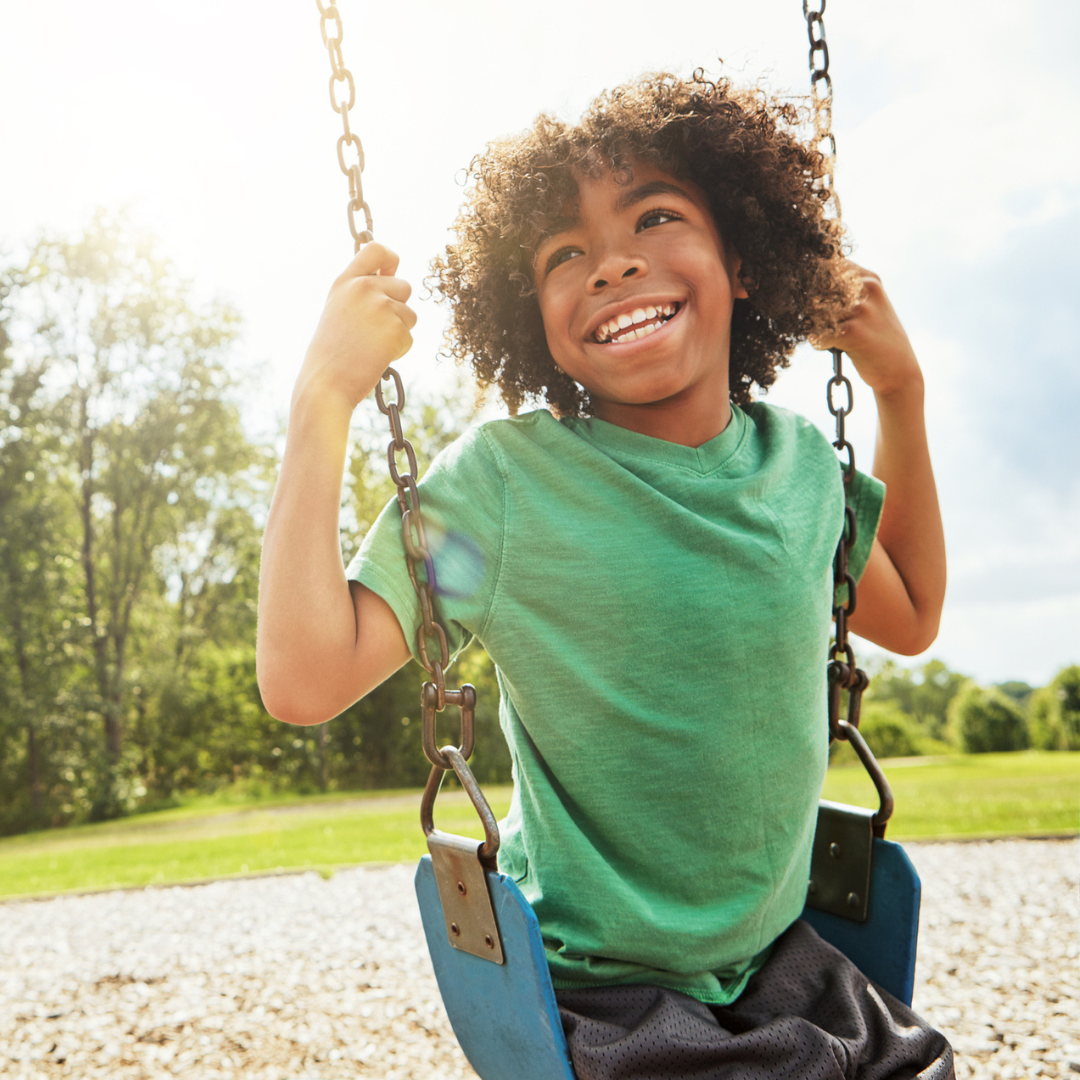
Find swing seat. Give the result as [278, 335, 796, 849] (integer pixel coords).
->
[415, 804, 921, 1080]
[801, 801, 922, 1008]
[415, 855, 576, 1080]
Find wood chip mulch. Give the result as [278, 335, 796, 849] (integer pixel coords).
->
[1, 837, 1076, 1078]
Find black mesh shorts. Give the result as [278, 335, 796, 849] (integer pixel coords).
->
[555, 919, 954, 1080]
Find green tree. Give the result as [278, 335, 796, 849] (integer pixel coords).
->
[6, 210, 256, 816]
[947, 682, 1029, 754]
[995, 680, 1035, 709]
[856, 702, 923, 759]
[1028, 665, 1080, 750]
[864, 657, 966, 741]
[0, 289, 100, 831]
[0, 213, 512, 828]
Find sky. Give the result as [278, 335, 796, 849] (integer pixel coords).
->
[1, 0, 1077, 688]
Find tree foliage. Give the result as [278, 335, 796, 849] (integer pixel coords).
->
[947, 682, 1029, 754]
[0, 216, 507, 834]
[863, 658, 966, 741]
[0, 213, 264, 824]
[855, 703, 923, 759]
[1028, 665, 1080, 751]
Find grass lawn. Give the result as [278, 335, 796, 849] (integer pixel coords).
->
[823, 749, 1079, 840]
[1, 752, 1076, 901]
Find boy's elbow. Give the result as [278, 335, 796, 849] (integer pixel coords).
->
[263, 695, 333, 727]
[883, 610, 942, 657]
[259, 684, 317, 727]
[257, 660, 340, 727]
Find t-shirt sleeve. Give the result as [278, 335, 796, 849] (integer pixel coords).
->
[843, 467, 885, 586]
[345, 425, 505, 668]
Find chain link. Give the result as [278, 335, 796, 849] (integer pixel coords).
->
[803, 0, 842, 224]
[826, 343, 869, 739]
[372, 372, 456, 717]
[316, 1, 373, 247]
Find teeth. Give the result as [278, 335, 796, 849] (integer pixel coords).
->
[594, 302, 679, 343]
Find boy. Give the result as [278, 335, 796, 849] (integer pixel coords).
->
[258, 73, 951, 1077]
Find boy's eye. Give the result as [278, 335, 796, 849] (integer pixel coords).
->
[637, 208, 680, 231]
[544, 246, 581, 274]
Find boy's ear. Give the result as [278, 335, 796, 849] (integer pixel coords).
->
[730, 256, 749, 300]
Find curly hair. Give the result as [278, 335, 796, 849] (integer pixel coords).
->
[428, 70, 859, 416]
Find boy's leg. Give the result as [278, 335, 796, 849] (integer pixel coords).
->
[555, 921, 954, 1080]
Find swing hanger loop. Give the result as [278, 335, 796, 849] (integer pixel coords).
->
[420, 745, 501, 861]
[835, 720, 894, 837]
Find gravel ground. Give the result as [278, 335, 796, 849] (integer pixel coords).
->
[0, 837, 1076, 1079]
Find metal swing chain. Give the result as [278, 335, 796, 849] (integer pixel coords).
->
[803, 0, 842, 226]
[316, 0, 373, 249]
[314, 2, 482, 795]
[806, 2, 892, 832]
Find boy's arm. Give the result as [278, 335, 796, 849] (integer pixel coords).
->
[815, 267, 946, 656]
[257, 244, 415, 725]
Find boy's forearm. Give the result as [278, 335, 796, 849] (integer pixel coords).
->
[868, 374, 947, 652]
[257, 387, 359, 723]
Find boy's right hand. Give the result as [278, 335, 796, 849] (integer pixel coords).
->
[294, 242, 417, 411]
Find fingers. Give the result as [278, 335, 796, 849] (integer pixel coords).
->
[390, 297, 418, 332]
[811, 264, 884, 352]
[809, 323, 847, 352]
[334, 243, 413, 308]
[372, 299, 415, 366]
[344, 241, 400, 279]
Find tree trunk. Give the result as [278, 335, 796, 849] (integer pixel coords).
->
[6, 558, 45, 826]
[25, 718, 44, 825]
[77, 389, 120, 764]
[317, 722, 329, 792]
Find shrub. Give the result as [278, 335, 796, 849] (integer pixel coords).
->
[947, 683, 1029, 753]
[1028, 665, 1080, 750]
[856, 703, 924, 759]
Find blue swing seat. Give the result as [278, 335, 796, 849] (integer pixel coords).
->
[415, 812, 921, 1080]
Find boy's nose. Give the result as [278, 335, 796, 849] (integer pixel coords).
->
[589, 251, 646, 292]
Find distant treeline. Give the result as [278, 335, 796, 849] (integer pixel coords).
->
[1, 215, 1077, 836]
[840, 658, 1079, 764]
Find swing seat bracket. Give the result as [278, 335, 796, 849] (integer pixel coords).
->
[806, 800, 874, 922]
[427, 829, 505, 964]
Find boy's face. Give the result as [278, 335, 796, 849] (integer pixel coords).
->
[532, 162, 747, 444]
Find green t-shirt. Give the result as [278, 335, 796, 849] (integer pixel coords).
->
[347, 402, 883, 1005]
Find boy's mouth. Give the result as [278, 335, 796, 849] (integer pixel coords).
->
[593, 302, 680, 344]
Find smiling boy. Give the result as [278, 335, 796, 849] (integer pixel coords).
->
[532, 165, 746, 446]
[258, 73, 951, 1077]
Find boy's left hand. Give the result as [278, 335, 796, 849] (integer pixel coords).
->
[813, 265, 922, 399]
[812, 262, 945, 658]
